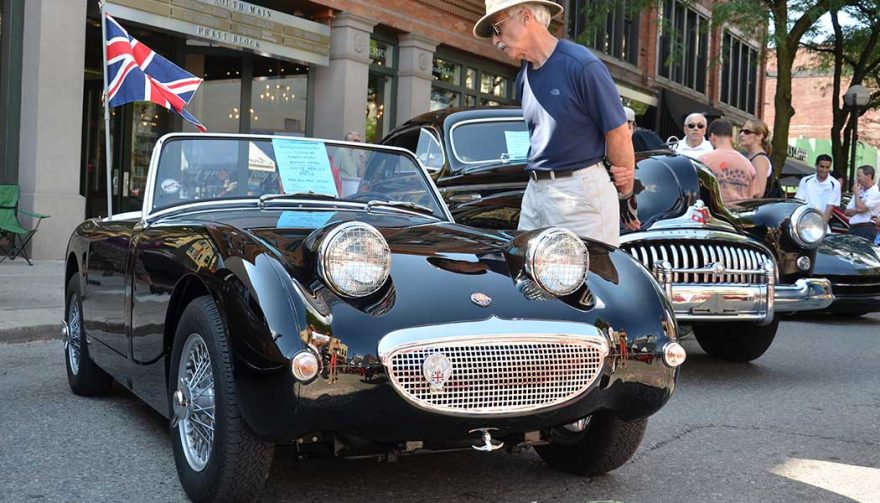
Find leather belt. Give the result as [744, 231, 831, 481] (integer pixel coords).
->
[527, 164, 593, 181]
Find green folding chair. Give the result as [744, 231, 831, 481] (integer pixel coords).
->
[0, 185, 50, 266]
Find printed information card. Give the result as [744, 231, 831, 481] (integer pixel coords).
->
[272, 139, 338, 196]
[504, 130, 531, 160]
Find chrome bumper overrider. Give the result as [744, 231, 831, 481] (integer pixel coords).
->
[653, 260, 834, 324]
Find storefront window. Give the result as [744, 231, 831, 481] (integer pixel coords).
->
[430, 88, 460, 111]
[184, 53, 243, 133]
[430, 52, 516, 111]
[366, 35, 397, 143]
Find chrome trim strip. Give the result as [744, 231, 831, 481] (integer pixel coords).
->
[377, 317, 610, 418]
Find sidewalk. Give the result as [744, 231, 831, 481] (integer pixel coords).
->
[0, 260, 63, 344]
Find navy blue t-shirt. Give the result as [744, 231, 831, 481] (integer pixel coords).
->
[517, 40, 625, 171]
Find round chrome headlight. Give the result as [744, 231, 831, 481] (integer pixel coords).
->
[789, 205, 826, 248]
[525, 228, 589, 296]
[318, 222, 391, 297]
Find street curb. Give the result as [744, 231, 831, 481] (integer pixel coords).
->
[0, 324, 61, 345]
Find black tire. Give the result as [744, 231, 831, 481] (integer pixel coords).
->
[692, 316, 779, 362]
[535, 412, 647, 476]
[831, 309, 870, 317]
[65, 275, 113, 396]
[169, 296, 274, 503]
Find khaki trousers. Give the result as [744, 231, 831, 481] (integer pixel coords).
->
[518, 164, 620, 247]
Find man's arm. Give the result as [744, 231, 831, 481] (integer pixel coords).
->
[845, 185, 862, 216]
[824, 185, 842, 222]
[605, 123, 635, 195]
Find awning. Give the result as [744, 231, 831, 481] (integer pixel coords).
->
[658, 88, 722, 141]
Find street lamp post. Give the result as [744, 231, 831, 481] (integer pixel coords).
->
[843, 84, 871, 190]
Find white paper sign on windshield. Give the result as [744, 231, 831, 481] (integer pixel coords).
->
[504, 130, 531, 160]
[272, 139, 338, 196]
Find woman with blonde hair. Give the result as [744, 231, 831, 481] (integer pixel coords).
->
[739, 118, 782, 198]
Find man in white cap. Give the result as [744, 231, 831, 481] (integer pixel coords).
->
[474, 0, 638, 246]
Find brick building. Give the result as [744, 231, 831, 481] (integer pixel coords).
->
[0, 0, 768, 259]
[763, 49, 879, 168]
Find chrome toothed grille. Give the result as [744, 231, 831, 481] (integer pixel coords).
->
[622, 241, 773, 284]
[386, 338, 607, 416]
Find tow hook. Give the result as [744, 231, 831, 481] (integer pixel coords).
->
[469, 427, 503, 452]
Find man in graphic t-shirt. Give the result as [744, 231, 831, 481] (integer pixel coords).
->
[473, 0, 638, 246]
[699, 119, 759, 206]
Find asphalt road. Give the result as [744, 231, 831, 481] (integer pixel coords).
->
[1, 313, 879, 503]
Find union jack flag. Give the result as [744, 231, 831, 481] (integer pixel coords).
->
[104, 13, 206, 132]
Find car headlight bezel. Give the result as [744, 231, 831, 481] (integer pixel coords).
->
[789, 205, 826, 249]
[524, 228, 589, 296]
[317, 222, 391, 298]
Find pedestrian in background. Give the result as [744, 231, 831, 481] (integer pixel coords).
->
[844, 165, 880, 242]
[795, 154, 841, 223]
[699, 119, 759, 206]
[474, 0, 639, 245]
[673, 113, 714, 159]
[739, 118, 782, 198]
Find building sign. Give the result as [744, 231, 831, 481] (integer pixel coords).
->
[787, 145, 807, 161]
[105, 0, 330, 66]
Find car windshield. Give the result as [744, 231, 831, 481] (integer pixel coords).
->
[150, 136, 446, 217]
[450, 119, 530, 166]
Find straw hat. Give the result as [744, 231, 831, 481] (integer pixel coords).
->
[473, 0, 564, 38]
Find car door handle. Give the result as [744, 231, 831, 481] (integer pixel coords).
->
[448, 193, 482, 203]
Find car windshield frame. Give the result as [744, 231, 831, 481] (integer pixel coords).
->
[448, 116, 529, 169]
[142, 133, 452, 222]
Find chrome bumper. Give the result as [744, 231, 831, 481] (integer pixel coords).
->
[774, 278, 834, 312]
[653, 261, 834, 325]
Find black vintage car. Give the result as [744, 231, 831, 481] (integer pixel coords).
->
[382, 108, 839, 363]
[64, 135, 684, 502]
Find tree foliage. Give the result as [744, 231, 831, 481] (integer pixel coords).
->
[801, 1, 880, 181]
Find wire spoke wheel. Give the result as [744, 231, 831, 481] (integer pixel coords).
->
[177, 332, 215, 472]
[66, 298, 82, 375]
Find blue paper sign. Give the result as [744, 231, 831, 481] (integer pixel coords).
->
[272, 139, 338, 196]
[504, 130, 531, 160]
[276, 210, 334, 229]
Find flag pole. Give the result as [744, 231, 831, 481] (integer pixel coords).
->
[100, 1, 114, 217]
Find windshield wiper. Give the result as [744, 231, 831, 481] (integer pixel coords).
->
[259, 192, 338, 208]
[365, 199, 437, 217]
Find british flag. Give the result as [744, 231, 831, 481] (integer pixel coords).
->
[105, 13, 206, 132]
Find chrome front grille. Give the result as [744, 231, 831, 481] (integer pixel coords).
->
[622, 241, 773, 284]
[385, 336, 607, 416]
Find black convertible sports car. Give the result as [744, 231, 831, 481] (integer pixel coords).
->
[382, 107, 856, 363]
[64, 135, 684, 501]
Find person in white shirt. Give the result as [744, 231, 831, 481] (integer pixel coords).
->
[673, 113, 714, 159]
[844, 165, 880, 242]
[795, 154, 841, 223]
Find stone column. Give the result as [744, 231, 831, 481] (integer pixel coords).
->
[312, 13, 376, 141]
[396, 34, 438, 125]
[17, 0, 87, 260]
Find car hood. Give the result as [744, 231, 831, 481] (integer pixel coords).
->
[170, 207, 664, 332]
[814, 234, 880, 276]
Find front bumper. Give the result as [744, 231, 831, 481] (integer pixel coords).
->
[653, 261, 834, 324]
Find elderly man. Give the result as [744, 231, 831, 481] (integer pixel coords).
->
[674, 113, 714, 159]
[474, 0, 638, 245]
[795, 154, 841, 223]
[844, 165, 880, 242]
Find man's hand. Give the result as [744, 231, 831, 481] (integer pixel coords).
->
[620, 193, 641, 231]
[609, 164, 634, 196]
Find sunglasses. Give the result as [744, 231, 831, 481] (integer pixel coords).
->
[686, 123, 706, 129]
[739, 129, 755, 135]
[491, 15, 514, 36]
